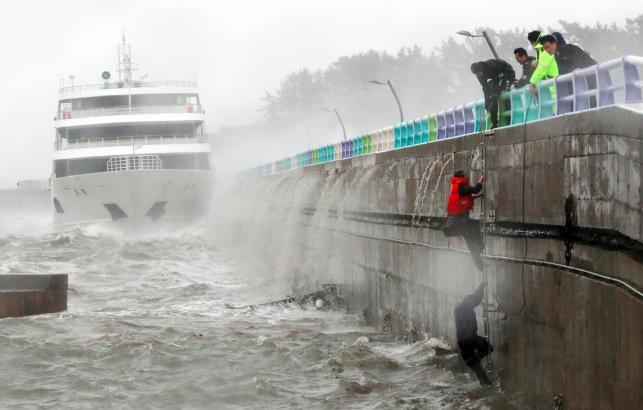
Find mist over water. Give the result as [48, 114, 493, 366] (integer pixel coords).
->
[0, 211, 520, 409]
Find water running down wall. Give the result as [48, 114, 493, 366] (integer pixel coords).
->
[234, 105, 642, 408]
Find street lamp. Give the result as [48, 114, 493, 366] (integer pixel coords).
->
[369, 80, 404, 123]
[457, 30, 500, 60]
[322, 108, 347, 141]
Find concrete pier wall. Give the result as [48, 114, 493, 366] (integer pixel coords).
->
[235, 106, 642, 408]
[0, 274, 68, 318]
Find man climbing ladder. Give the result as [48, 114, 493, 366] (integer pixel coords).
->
[454, 284, 494, 386]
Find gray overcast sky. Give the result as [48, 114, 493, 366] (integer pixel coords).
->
[0, 0, 640, 185]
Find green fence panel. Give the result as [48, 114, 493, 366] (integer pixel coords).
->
[421, 117, 429, 143]
[428, 114, 438, 141]
[498, 92, 511, 127]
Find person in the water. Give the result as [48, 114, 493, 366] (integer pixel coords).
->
[454, 284, 493, 386]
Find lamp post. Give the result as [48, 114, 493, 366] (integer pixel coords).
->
[456, 30, 500, 60]
[369, 80, 404, 122]
[322, 108, 347, 141]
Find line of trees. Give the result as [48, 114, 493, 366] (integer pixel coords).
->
[214, 16, 643, 173]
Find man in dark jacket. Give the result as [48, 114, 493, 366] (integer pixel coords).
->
[541, 33, 597, 107]
[443, 171, 485, 270]
[470, 59, 516, 128]
[540, 33, 596, 75]
[454, 284, 493, 386]
[513, 47, 536, 88]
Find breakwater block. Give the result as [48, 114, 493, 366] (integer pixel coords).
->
[0, 274, 67, 318]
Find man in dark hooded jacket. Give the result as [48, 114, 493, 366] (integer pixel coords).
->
[541, 32, 597, 106]
[541, 32, 596, 75]
[470, 59, 516, 128]
[455, 284, 493, 386]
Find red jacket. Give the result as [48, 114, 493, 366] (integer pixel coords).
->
[447, 176, 474, 216]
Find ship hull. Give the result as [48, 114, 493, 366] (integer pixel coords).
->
[51, 169, 212, 232]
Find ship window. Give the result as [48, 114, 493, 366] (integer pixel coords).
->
[103, 203, 128, 221]
[66, 124, 196, 141]
[62, 94, 199, 111]
[55, 160, 68, 177]
[53, 198, 64, 214]
[69, 158, 109, 175]
[145, 201, 168, 222]
[55, 158, 109, 177]
[161, 154, 197, 169]
[54, 153, 207, 177]
[157, 153, 210, 170]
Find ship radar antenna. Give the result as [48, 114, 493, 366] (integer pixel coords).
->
[117, 32, 138, 84]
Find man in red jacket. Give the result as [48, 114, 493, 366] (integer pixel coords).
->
[443, 170, 485, 270]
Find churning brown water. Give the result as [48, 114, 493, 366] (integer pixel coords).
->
[0, 218, 518, 409]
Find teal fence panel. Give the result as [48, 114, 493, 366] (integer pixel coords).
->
[537, 79, 557, 118]
[413, 119, 422, 145]
[394, 125, 401, 148]
[473, 100, 487, 132]
[421, 117, 429, 143]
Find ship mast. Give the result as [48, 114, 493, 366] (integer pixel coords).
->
[117, 33, 138, 113]
[117, 33, 137, 85]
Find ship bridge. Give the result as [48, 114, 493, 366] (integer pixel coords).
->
[55, 81, 205, 129]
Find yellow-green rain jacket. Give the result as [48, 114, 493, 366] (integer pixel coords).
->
[530, 41, 558, 84]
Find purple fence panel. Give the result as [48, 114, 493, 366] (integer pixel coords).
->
[598, 55, 643, 106]
[463, 102, 475, 134]
[623, 55, 643, 103]
[573, 66, 598, 111]
[555, 73, 575, 115]
[437, 111, 447, 139]
[445, 108, 455, 138]
[454, 105, 465, 136]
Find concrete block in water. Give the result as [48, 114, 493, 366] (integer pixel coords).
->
[0, 274, 67, 318]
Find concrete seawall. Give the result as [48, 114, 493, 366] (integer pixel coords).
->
[0, 274, 68, 318]
[234, 106, 642, 408]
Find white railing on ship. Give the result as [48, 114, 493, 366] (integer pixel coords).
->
[57, 104, 203, 119]
[56, 135, 209, 150]
[59, 81, 198, 94]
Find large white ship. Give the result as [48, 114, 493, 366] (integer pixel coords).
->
[51, 37, 212, 231]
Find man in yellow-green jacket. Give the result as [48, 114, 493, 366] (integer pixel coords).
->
[527, 30, 558, 95]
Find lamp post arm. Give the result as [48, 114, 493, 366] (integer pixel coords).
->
[482, 31, 500, 60]
[387, 81, 404, 122]
[334, 109, 347, 141]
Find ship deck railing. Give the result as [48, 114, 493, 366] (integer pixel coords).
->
[55, 134, 209, 150]
[57, 104, 203, 119]
[59, 81, 198, 94]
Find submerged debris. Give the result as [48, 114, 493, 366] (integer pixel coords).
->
[226, 283, 348, 311]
